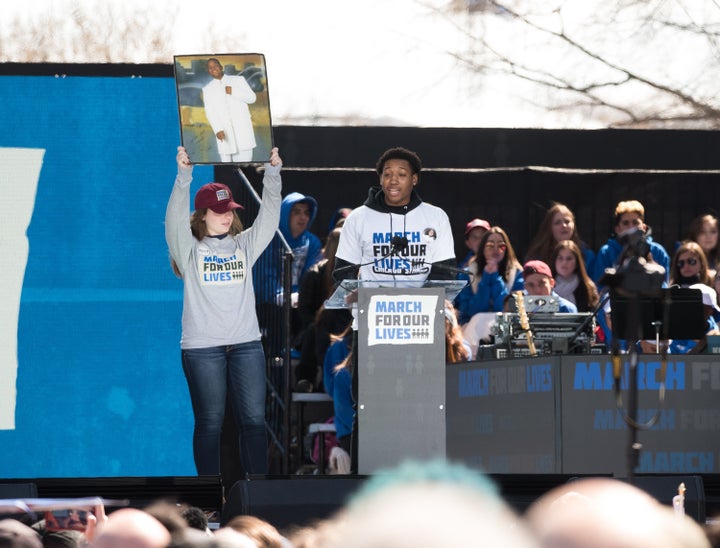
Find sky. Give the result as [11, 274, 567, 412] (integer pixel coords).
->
[171, 0, 538, 127]
[2, 0, 555, 128]
[3, 0, 716, 128]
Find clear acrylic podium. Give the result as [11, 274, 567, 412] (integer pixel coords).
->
[326, 279, 466, 474]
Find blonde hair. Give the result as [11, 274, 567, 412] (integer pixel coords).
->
[614, 200, 644, 223]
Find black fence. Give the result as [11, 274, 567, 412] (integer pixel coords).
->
[267, 125, 720, 262]
[233, 163, 720, 266]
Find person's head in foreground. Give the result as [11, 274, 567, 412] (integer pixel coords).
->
[525, 477, 710, 548]
[320, 459, 540, 548]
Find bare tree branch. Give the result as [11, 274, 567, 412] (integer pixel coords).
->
[0, 2, 178, 63]
[434, 0, 720, 127]
[487, 0, 720, 119]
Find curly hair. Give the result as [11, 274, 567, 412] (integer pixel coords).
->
[375, 147, 422, 176]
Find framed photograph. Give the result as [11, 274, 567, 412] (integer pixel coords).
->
[173, 53, 274, 164]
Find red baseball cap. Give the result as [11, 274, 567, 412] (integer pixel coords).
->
[465, 218, 491, 237]
[194, 183, 243, 214]
[523, 260, 553, 279]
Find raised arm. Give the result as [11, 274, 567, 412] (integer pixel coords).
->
[164, 146, 194, 276]
[246, 147, 283, 264]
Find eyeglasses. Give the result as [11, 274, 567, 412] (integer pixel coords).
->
[677, 258, 698, 268]
[484, 243, 507, 251]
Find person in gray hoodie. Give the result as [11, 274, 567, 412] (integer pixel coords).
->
[165, 145, 282, 476]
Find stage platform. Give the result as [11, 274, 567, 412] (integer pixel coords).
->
[2, 473, 719, 532]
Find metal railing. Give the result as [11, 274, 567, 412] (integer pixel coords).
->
[235, 167, 293, 474]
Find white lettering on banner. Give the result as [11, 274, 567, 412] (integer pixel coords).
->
[367, 294, 438, 346]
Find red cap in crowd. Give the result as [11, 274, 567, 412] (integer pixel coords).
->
[523, 260, 553, 279]
[194, 183, 243, 214]
[465, 218, 491, 237]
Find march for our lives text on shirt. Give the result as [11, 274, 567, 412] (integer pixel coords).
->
[197, 244, 247, 284]
[371, 229, 438, 276]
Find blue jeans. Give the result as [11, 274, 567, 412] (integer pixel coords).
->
[182, 341, 268, 476]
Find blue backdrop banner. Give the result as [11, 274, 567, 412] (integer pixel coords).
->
[0, 74, 214, 477]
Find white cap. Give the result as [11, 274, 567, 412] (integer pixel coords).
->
[689, 283, 720, 312]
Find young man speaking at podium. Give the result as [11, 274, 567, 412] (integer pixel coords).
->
[331, 147, 457, 473]
[333, 147, 457, 285]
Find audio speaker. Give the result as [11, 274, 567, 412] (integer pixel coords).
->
[221, 476, 366, 531]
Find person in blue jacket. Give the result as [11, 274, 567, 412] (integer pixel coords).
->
[280, 192, 322, 295]
[254, 191, 322, 355]
[256, 191, 322, 303]
[593, 200, 670, 287]
[323, 332, 353, 455]
[455, 227, 523, 324]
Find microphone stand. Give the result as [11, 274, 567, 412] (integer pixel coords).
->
[610, 289, 667, 483]
[624, 293, 643, 482]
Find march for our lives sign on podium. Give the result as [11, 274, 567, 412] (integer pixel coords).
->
[367, 294, 438, 346]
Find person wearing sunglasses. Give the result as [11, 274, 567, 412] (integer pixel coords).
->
[669, 240, 713, 287]
[454, 226, 524, 324]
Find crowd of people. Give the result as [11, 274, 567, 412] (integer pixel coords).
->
[1, 459, 717, 547]
[301, 196, 720, 407]
[0, 498, 289, 547]
[285, 174, 720, 475]
[455, 199, 720, 354]
[288, 189, 720, 379]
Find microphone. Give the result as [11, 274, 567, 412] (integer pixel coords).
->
[390, 235, 409, 253]
[333, 237, 408, 280]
